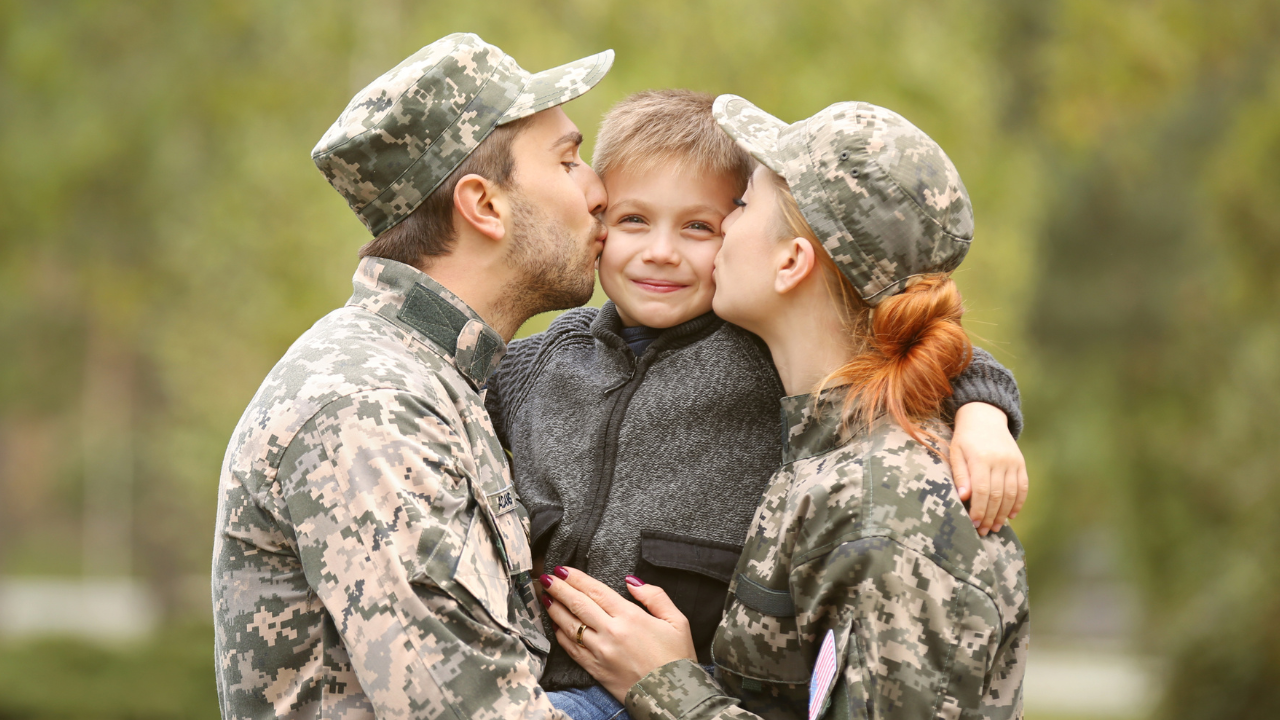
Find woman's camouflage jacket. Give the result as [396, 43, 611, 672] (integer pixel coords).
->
[625, 391, 1029, 720]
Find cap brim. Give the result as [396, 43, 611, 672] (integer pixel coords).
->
[497, 49, 614, 125]
[712, 94, 791, 175]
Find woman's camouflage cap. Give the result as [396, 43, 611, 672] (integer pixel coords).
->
[313, 33, 614, 237]
[713, 95, 973, 306]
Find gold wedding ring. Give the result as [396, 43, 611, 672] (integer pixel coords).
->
[575, 623, 588, 647]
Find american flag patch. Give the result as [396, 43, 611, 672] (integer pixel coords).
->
[808, 629, 838, 720]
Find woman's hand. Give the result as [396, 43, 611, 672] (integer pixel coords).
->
[952, 402, 1028, 536]
[540, 566, 697, 702]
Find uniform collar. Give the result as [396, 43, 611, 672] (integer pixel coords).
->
[779, 388, 855, 464]
[346, 257, 507, 387]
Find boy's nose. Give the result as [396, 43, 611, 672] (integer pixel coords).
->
[643, 231, 680, 264]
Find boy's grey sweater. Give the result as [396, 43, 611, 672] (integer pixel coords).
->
[484, 302, 1022, 691]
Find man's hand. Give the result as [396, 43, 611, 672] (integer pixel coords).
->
[952, 402, 1028, 536]
[541, 567, 696, 702]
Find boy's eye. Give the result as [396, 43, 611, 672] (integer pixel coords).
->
[732, 198, 746, 207]
[687, 221, 715, 232]
[619, 215, 645, 224]
[562, 161, 580, 171]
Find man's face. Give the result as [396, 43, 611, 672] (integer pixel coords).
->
[598, 166, 740, 328]
[502, 108, 608, 315]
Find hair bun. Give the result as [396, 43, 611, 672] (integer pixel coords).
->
[872, 277, 970, 374]
[830, 274, 973, 449]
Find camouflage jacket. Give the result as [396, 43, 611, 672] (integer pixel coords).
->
[626, 392, 1029, 720]
[212, 257, 562, 719]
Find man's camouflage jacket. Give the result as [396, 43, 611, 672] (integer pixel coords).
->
[212, 257, 561, 719]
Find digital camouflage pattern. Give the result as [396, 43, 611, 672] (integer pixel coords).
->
[626, 391, 1029, 720]
[713, 95, 973, 306]
[312, 33, 613, 237]
[212, 257, 567, 719]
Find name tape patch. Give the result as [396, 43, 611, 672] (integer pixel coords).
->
[486, 486, 517, 517]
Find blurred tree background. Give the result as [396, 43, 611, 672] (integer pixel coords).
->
[1, 0, 1277, 718]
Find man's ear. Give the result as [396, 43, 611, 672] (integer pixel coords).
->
[453, 174, 509, 243]
[775, 236, 819, 294]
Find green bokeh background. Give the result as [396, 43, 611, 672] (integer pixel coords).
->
[1, 0, 1278, 718]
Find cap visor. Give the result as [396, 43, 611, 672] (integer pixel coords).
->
[712, 94, 790, 175]
[497, 49, 614, 124]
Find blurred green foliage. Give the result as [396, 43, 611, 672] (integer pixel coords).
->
[0, 624, 218, 720]
[1, 0, 1278, 717]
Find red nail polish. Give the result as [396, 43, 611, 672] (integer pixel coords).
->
[625, 575, 645, 587]
[540, 574, 553, 588]
[554, 566, 570, 580]
[541, 594, 553, 609]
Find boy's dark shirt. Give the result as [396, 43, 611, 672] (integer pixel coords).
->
[484, 301, 1023, 691]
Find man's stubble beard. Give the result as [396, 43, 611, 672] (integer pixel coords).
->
[495, 193, 601, 327]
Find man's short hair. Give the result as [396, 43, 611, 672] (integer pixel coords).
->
[359, 116, 532, 268]
[591, 89, 754, 192]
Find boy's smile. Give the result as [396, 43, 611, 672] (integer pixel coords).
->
[598, 166, 742, 328]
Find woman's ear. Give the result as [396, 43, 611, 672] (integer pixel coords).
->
[453, 174, 509, 243]
[774, 236, 819, 294]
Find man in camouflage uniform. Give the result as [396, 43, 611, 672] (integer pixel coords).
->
[543, 97, 1028, 719]
[212, 33, 612, 718]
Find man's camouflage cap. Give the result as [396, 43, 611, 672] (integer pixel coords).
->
[313, 33, 614, 237]
[713, 95, 973, 306]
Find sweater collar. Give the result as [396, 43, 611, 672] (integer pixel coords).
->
[589, 301, 722, 355]
[346, 257, 507, 387]
[780, 388, 855, 464]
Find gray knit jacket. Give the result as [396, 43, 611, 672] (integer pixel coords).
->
[484, 302, 1022, 691]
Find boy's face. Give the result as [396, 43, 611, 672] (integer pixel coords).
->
[598, 166, 741, 328]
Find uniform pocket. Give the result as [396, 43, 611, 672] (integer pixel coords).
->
[452, 508, 514, 630]
[635, 531, 742, 664]
[713, 574, 812, 685]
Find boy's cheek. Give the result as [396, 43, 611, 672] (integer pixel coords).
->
[596, 236, 630, 294]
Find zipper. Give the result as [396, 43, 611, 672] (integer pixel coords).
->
[565, 352, 649, 568]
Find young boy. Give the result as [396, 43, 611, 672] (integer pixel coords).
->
[485, 90, 1024, 711]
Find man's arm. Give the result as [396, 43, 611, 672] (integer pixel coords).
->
[280, 388, 564, 720]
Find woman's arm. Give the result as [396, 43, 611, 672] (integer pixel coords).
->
[542, 540, 1021, 720]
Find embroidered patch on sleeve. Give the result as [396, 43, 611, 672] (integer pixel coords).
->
[809, 629, 838, 720]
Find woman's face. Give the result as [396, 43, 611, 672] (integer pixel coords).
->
[711, 165, 787, 334]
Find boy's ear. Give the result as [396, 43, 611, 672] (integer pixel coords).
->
[774, 236, 819, 294]
[453, 174, 510, 243]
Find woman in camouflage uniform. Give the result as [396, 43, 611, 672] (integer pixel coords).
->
[541, 95, 1030, 720]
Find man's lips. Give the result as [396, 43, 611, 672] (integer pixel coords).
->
[631, 279, 688, 294]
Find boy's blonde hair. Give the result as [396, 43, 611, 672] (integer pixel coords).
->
[592, 89, 754, 191]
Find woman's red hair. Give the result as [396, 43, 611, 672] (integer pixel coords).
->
[828, 276, 973, 448]
[769, 172, 972, 449]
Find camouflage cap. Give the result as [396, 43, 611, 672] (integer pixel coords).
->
[713, 95, 973, 306]
[313, 33, 614, 237]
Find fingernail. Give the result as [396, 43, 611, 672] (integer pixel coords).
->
[972, 519, 981, 529]
[625, 575, 645, 587]
[540, 574, 553, 588]
[554, 566, 570, 580]
[540, 594, 552, 608]
[993, 524, 1003, 533]
[1009, 512, 1018, 520]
